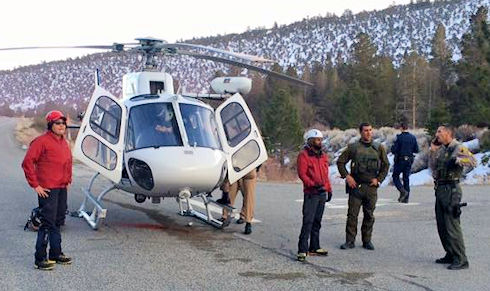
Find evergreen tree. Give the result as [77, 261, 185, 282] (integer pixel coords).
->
[449, 6, 490, 126]
[261, 88, 303, 153]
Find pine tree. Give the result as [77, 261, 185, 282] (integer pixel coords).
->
[261, 88, 303, 153]
[449, 6, 490, 126]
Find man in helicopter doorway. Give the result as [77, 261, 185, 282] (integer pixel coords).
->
[22, 110, 73, 271]
[296, 129, 333, 262]
[219, 167, 259, 235]
[391, 122, 419, 203]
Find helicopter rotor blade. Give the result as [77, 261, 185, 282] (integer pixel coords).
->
[161, 43, 276, 64]
[178, 50, 313, 87]
[0, 43, 137, 52]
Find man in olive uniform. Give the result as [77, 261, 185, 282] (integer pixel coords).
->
[429, 124, 476, 270]
[337, 123, 389, 250]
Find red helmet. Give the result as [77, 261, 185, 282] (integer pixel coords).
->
[45, 110, 67, 123]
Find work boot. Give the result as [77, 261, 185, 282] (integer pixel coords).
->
[218, 217, 231, 228]
[34, 260, 55, 271]
[362, 241, 375, 250]
[244, 222, 252, 235]
[435, 255, 453, 264]
[447, 261, 469, 270]
[49, 253, 72, 265]
[340, 241, 355, 249]
[297, 252, 307, 262]
[308, 248, 328, 256]
[236, 218, 245, 224]
[398, 189, 409, 203]
[216, 192, 230, 205]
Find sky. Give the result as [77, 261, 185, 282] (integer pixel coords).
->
[0, 0, 412, 71]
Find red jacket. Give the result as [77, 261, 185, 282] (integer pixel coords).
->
[297, 146, 332, 194]
[22, 131, 72, 189]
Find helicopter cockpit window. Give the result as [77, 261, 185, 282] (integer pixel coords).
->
[126, 102, 183, 151]
[180, 104, 221, 150]
[220, 102, 251, 147]
[89, 96, 122, 144]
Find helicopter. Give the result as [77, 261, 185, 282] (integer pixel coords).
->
[1, 37, 312, 230]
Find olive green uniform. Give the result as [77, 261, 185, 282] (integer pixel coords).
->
[429, 140, 476, 264]
[337, 140, 389, 244]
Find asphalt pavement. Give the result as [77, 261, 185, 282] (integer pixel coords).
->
[1, 117, 489, 291]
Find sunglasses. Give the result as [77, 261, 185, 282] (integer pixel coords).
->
[53, 121, 67, 125]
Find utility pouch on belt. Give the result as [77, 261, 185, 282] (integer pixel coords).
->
[346, 183, 362, 199]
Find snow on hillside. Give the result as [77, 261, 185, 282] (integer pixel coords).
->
[0, 0, 488, 114]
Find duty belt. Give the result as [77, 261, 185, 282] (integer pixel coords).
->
[436, 179, 460, 186]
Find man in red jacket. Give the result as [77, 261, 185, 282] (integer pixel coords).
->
[296, 129, 332, 262]
[22, 110, 73, 270]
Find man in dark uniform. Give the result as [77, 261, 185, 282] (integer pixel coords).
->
[429, 124, 475, 270]
[337, 123, 389, 250]
[391, 122, 419, 203]
[22, 110, 73, 270]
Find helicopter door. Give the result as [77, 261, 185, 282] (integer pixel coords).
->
[73, 86, 127, 183]
[215, 93, 268, 184]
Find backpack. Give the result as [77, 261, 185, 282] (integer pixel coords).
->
[24, 207, 42, 231]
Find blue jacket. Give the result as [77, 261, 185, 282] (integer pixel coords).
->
[391, 132, 419, 159]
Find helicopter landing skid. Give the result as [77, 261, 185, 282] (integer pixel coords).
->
[178, 193, 235, 229]
[77, 172, 116, 230]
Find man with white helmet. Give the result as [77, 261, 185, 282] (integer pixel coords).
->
[296, 129, 332, 262]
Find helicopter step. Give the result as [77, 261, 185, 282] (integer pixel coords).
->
[77, 172, 115, 230]
[178, 191, 236, 229]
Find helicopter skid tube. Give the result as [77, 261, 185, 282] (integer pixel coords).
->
[77, 173, 115, 230]
[178, 193, 235, 229]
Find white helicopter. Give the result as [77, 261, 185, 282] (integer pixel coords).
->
[1, 38, 312, 229]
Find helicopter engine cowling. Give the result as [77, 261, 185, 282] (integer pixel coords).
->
[122, 147, 226, 197]
[210, 77, 251, 95]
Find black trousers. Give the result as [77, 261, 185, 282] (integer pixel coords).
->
[392, 158, 412, 194]
[35, 188, 67, 262]
[298, 193, 326, 253]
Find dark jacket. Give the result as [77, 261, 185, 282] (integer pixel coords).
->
[22, 131, 72, 189]
[297, 146, 332, 194]
[391, 131, 419, 159]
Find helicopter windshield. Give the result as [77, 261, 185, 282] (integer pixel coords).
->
[126, 103, 183, 151]
[180, 104, 221, 150]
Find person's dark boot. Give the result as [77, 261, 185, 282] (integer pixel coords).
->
[340, 241, 355, 249]
[398, 189, 409, 203]
[236, 218, 245, 224]
[48, 253, 72, 265]
[362, 241, 375, 250]
[435, 254, 453, 264]
[447, 261, 469, 270]
[216, 192, 230, 205]
[244, 222, 252, 235]
[35, 260, 55, 270]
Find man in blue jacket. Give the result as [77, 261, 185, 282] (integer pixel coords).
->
[391, 122, 419, 203]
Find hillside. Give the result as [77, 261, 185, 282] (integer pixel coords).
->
[0, 0, 488, 115]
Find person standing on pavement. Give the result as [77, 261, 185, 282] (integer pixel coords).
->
[22, 110, 73, 270]
[296, 129, 332, 262]
[429, 124, 476, 270]
[337, 123, 389, 251]
[391, 122, 419, 203]
[220, 168, 258, 235]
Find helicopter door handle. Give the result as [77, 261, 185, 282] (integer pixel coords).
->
[253, 130, 258, 138]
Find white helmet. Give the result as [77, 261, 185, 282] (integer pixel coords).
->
[304, 129, 323, 141]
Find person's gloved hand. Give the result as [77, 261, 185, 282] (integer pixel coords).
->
[326, 191, 333, 202]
